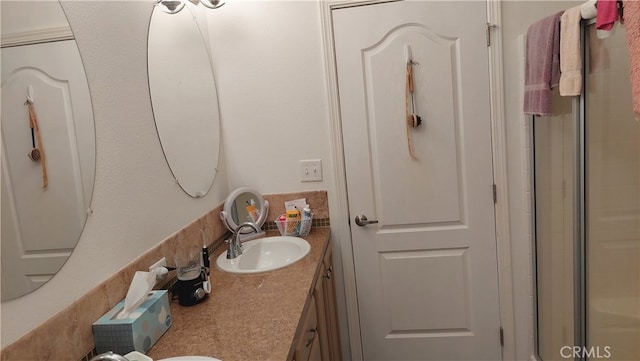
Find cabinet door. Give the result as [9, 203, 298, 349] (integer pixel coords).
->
[322, 246, 342, 361]
[294, 296, 320, 361]
[308, 328, 322, 361]
[313, 267, 331, 360]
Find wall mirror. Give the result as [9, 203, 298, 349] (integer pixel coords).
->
[220, 187, 269, 240]
[148, 3, 221, 198]
[1, 1, 96, 301]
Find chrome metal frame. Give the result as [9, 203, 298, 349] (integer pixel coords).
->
[575, 21, 595, 361]
[573, 88, 585, 361]
[532, 19, 595, 361]
[530, 114, 540, 361]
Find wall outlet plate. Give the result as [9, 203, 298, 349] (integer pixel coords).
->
[300, 159, 322, 182]
[149, 257, 166, 272]
[149, 257, 167, 282]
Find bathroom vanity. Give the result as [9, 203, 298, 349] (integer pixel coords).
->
[291, 235, 341, 361]
[146, 227, 341, 361]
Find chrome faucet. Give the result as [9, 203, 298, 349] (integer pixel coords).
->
[226, 221, 260, 259]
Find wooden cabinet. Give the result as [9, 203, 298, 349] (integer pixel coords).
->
[291, 242, 342, 361]
[320, 246, 341, 361]
[293, 296, 322, 361]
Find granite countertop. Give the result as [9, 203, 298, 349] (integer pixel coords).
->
[146, 228, 331, 361]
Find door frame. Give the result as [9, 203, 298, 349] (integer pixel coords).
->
[319, 0, 515, 359]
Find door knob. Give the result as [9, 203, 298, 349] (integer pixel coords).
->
[355, 214, 379, 226]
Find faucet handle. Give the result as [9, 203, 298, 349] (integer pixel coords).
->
[225, 239, 240, 259]
[224, 239, 232, 257]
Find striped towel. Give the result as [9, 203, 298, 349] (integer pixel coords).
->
[523, 11, 563, 116]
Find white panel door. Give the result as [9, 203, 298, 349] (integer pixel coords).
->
[333, 2, 502, 360]
[1, 40, 94, 299]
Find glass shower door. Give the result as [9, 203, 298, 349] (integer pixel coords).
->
[534, 90, 576, 361]
[535, 22, 640, 361]
[585, 25, 640, 361]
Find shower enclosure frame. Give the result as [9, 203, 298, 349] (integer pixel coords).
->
[531, 19, 592, 361]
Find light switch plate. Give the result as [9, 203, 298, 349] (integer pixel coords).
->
[300, 159, 322, 182]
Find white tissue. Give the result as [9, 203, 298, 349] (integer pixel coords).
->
[117, 271, 157, 319]
[581, 0, 597, 19]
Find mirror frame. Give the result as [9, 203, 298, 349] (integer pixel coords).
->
[220, 187, 269, 232]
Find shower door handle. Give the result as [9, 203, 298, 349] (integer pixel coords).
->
[355, 214, 379, 226]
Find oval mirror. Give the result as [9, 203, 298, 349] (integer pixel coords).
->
[1, 1, 96, 301]
[220, 187, 269, 239]
[148, 3, 221, 198]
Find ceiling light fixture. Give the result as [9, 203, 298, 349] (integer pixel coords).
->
[156, 0, 225, 14]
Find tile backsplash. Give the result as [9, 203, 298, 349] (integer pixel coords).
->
[0, 190, 328, 361]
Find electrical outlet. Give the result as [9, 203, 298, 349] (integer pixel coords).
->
[149, 257, 167, 272]
[300, 159, 322, 182]
[149, 257, 167, 282]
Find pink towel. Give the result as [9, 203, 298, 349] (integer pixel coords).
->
[623, 0, 640, 119]
[596, 0, 619, 31]
[524, 11, 563, 116]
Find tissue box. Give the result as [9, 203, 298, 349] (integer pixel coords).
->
[93, 290, 172, 355]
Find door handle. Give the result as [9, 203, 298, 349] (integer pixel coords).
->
[355, 214, 379, 226]
[305, 328, 317, 347]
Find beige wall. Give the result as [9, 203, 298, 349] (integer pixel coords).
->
[205, 0, 333, 194]
[1, 1, 69, 34]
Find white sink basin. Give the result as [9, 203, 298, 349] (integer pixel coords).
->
[216, 236, 311, 274]
[158, 357, 221, 361]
